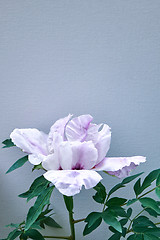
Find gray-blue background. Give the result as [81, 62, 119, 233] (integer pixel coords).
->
[0, 1, 160, 239]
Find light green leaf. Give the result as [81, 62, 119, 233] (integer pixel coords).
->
[6, 156, 28, 174]
[25, 186, 54, 231]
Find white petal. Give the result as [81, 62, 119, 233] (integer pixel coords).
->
[42, 154, 60, 170]
[58, 141, 98, 170]
[48, 114, 72, 152]
[10, 128, 48, 155]
[28, 154, 45, 165]
[44, 170, 102, 196]
[94, 156, 146, 178]
[95, 124, 111, 164]
[65, 114, 93, 142]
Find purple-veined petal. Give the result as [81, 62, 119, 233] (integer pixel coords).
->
[10, 128, 48, 155]
[94, 156, 146, 178]
[44, 170, 102, 196]
[66, 114, 93, 142]
[48, 114, 72, 152]
[42, 154, 60, 170]
[58, 141, 98, 170]
[28, 154, 46, 165]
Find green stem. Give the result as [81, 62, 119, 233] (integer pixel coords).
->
[73, 218, 85, 224]
[155, 222, 160, 225]
[69, 211, 75, 240]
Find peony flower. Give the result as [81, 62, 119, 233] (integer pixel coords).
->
[10, 114, 146, 196]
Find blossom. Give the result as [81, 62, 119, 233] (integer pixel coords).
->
[10, 114, 146, 196]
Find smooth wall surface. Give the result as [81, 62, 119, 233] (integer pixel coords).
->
[0, 1, 160, 239]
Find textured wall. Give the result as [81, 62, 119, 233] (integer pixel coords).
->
[0, 1, 160, 239]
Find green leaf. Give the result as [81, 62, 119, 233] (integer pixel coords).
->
[108, 173, 143, 198]
[106, 197, 127, 207]
[122, 172, 144, 184]
[126, 208, 132, 218]
[108, 233, 121, 240]
[2, 139, 15, 148]
[156, 173, 160, 186]
[109, 206, 127, 218]
[6, 156, 28, 174]
[134, 178, 141, 196]
[19, 175, 49, 201]
[108, 183, 125, 197]
[127, 198, 138, 206]
[6, 229, 21, 240]
[102, 209, 122, 233]
[44, 217, 62, 228]
[83, 218, 102, 236]
[155, 174, 160, 199]
[139, 198, 160, 214]
[25, 186, 54, 231]
[85, 212, 102, 228]
[5, 223, 20, 228]
[93, 182, 106, 204]
[139, 169, 160, 194]
[144, 207, 160, 218]
[24, 229, 45, 240]
[144, 234, 160, 240]
[63, 195, 73, 213]
[32, 164, 44, 171]
[132, 216, 156, 233]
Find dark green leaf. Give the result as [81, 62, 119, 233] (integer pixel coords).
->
[155, 187, 160, 199]
[109, 206, 127, 218]
[122, 172, 144, 184]
[85, 212, 102, 228]
[93, 182, 106, 204]
[6, 156, 28, 174]
[134, 178, 141, 196]
[144, 234, 160, 240]
[19, 175, 49, 201]
[108, 233, 121, 240]
[63, 196, 73, 213]
[132, 216, 156, 233]
[25, 186, 54, 231]
[24, 229, 45, 240]
[120, 218, 128, 226]
[6, 229, 21, 240]
[144, 207, 160, 218]
[2, 139, 15, 148]
[106, 197, 127, 207]
[156, 173, 160, 186]
[44, 217, 62, 228]
[108, 183, 125, 197]
[83, 218, 102, 236]
[102, 209, 122, 233]
[139, 198, 160, 214]
[127, 208, 132, 218]
[139, 169, 160, 194]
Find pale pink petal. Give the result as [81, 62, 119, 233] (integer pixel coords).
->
[10, 128, 48, 155]
[42, 154, 60, 170]
[44, 170, 102, 196]
[28, 154, 46, 165]
[94, 124, 111, 164]
[48, 114, 72, 152]
[58, 141, 98, 170]
[94, 156, 146, 178]
[65, 114, 93, 142]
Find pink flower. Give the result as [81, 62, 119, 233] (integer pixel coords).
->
[10, 114, 146, 196]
